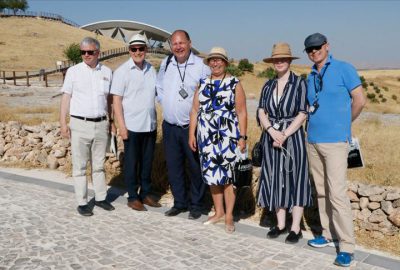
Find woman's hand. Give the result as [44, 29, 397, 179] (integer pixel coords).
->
[188, 134, 197, 152]
[268, 128, 285, 145]
[238, 138, 247, 153]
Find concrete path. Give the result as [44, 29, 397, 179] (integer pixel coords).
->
[0, 169, 399, 270]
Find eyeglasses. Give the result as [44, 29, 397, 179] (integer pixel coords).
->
[129, 47, 146, 52]
[80, 50, 97, 55]
[305, 43, 326, 54]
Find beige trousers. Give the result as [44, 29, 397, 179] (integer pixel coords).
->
[70, 117, 109, 206]
[307, 142, 355, 253]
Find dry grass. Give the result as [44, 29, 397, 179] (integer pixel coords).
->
[0, 17, 125, 71]
[0, 102, 59, 125]
[356, 229, 400, 257]
[348, 118, 400, 187]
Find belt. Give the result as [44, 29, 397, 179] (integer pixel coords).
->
[164, 121, 189, 129]
[71, 115, 107, 122]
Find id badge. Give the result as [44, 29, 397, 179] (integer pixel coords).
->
[179, 85, 188, 99]
[309, 101, 319, 114]
[273, 122, 281, 130]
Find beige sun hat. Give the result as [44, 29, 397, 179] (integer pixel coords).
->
[128, 33, 149, 47]
[203, 47, 229, 65]
[263, 42, 299, 63]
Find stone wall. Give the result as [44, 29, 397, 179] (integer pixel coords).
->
[1, 121, 399, 236]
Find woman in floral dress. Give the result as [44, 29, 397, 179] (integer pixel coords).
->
[189, 47, 247, 233]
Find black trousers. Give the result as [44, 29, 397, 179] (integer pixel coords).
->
[162, 121, 205, 210]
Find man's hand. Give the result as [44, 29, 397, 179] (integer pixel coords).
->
[188, 134, 197, 152]
[60, 124, 70, 139]
[119, 126, 128, 140]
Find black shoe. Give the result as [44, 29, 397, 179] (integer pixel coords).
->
[285, 230, 303, 244]
[77, 205, 93, 216]
[188, 210, 201, 220]
[266, 226, 287, 239]
[164, 207, 187, 217]
[95, 200, 115, 211]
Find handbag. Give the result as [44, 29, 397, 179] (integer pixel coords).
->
[348, 137, 364, 168]
[234, 157, 253, 188]
[251, 131, 264, 167]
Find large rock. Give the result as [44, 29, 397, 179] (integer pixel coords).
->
[359, 197, 369, 209]
[388, 208, 400, 227]
[393, 199, 400, 208]
[386, 192, 400, 201]
[52, 147, 66, 158]
[358, 185, 385, 197]
[47, 155, 59, 170]
[381, 201, 394, 215]
[23, 125, 41, 133]
[359, 220, 379, 231]
[357, 208, 371, 221]
[347, 182, 359, 193]
[368, 209, 387, 223]
[347, 190, 359, 202]
[351, 202, 360, 210]
[0, 145, 4, 157]
[369, 194, 384, 202]
[368, 202, 381, 210]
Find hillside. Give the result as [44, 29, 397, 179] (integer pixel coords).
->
[0, 17, 125, 71]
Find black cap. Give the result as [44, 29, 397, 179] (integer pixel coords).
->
[304, 33, 327, 49]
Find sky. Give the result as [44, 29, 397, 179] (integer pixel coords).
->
[27, 0, 400, 69]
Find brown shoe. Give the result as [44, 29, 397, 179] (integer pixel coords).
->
[142, 196, 162, 208]
[127, 200, 147, 211]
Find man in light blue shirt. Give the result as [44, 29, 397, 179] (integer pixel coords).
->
[156, 30, 210, 219]
[111, 34, 161, 211]
[304, 33, 366, 267]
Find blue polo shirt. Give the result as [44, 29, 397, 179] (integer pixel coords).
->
[307, 55, 361, 143]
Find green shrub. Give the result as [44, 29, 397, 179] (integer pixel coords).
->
[366, 93, 376, 99]
[371, 98, 379, 103]
[257, 67, 276, 79]
[379, 94, 383, 98]
[362, 81, 368, 89]
[360, 76, 366, 83]
[226, 64, 244, 77]
[392, 95, 397, 100]
[369, 82, 375, 86]
[238, 59, 254, 72]
[381, 98, 387, 103]
[63, 43, 82, 64]
[383, 86, 389, 91]
[375, 88, 381, 94]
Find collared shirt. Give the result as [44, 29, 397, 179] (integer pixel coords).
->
[61, 62, 112, 118]
[110, 58, 157, 132]
[156, 52, 210, 126]
[307, 54, 361, 143]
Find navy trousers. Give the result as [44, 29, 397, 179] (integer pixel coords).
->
[162, 121, 205, 210]
[123, 130, 156, 202]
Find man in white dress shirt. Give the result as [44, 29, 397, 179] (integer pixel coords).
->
[156, 30, 210, 219]
[60, 37, 115, 216]
[111, 33, 161, 211]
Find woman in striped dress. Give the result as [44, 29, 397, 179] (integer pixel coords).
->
[257, 43, 312, 244]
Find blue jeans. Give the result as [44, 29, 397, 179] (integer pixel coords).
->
[162, 121, 205, 210]
[123, 130, 156, 202]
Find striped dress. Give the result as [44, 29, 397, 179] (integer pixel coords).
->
[256, 71, 312, 211]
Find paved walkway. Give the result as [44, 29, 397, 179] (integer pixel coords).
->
[0, 169, 399, 270]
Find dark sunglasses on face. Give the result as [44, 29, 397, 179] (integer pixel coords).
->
[80, 50, 97, 55]
[305, 43, 326, 54]
[129, 47, 146, 52]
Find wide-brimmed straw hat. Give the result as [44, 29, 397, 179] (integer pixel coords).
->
[203, 47, 229, 65]
[263, 42, 299, 63]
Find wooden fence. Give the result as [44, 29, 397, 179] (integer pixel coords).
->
[0, 47, 170, 87]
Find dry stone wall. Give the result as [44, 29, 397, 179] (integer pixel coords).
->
[0, 121, 399, 236]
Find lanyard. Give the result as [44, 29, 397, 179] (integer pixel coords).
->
[176, 56, 189, 84]
[313, 63, 330, 100]
[275, 80, 288, 122]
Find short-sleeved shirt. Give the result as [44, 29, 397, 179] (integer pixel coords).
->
[307, 55, 361, 143]
[61, 62, 112, 118]
[156, 51, 210, 126]
[110, 58, 157, 132]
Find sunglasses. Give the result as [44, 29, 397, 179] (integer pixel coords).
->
[80, 50, 97, 55]
[129, 47, 146, 52]
[305, 43, 326, 54]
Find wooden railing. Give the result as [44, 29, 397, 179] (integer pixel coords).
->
[0, 47, 170, 87]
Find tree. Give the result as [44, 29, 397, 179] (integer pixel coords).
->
[7, 0, 29, 14]
[0, 0, 7, 13]
[63, 43, 82, 64]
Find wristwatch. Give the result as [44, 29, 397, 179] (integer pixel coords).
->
[239, 135, 248, 141]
